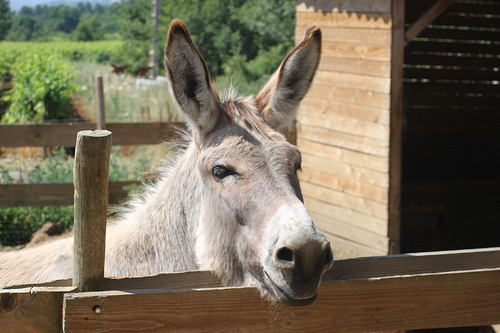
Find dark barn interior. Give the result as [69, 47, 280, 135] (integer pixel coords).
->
[401, 0, 500, 253]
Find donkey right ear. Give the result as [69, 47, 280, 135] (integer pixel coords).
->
[164, 19, 219, 135]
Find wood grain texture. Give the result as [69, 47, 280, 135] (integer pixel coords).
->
[0, 122, 184, 148]
[297, 138, 389, 172]
[0, 287, 77, 333]
[301, 181, 388, 219]
[296, 11, 392, 29]
[300, 168, 389, 203]
[301, 152, 389, 188]
[311, 212, 389, 252]
[298, 108, 389, 141]
[306, 83, 390, 109]
[0, 181, 138, 208]
[295, 0, 394, 256]
[73, 130, 112, 292]
[297, 0, 391, 13]
[296, 25, 392, 45]
[305, 196, 388, 236]
[62, 268, 500, 332]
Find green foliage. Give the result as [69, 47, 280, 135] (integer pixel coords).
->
[74, 13, 104, 41]
[1, 51, 79, 123]
[161, 0, 296, 95]
[0, 0, 11, 41]
[5, 3, 124, 42]
[112, 0, 152, 74]
[0, 206, 74, 246]
[0, 146, 156, 246]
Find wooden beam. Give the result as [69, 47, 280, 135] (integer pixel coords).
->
[405, 0, 455, 45]
[388, 0, 405, 254]
[0, 122, 185, 148]
[0, 287, 77, 332]
[73, 130, 111, 292]
[62, 268, 500, 332]
[6, 247, 500, 290]
[0, 181, 138, 207]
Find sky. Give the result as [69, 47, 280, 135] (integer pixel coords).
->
[10, 0, 119, 12]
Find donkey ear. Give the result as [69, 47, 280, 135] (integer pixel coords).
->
[164, 19, 219, 135]
[256, 25, 321, 130]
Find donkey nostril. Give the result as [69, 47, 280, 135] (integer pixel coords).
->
[323, 242, 334, 269]
[276, 247, 294, 263]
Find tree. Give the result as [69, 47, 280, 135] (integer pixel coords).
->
[0, 0, 11, 41]
[6, 15, 38, 41]
[112, 0, 152, 72]
[74, 13, 104, 41]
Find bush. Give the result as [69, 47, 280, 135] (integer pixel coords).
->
[1, 50, 79, 123]
[0, 146, 157, 246]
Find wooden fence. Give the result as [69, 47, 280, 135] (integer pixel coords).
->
[0, 129, 498, 332]
[0, 121, 183, 207]
[1, 247, 499, 332]
[0, 121, 296, 208]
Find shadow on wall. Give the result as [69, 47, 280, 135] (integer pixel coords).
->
[297, 0, 392, 24]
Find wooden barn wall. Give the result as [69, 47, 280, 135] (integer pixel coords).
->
[401, 0, 500, 253]
[295, 0, 394, 258]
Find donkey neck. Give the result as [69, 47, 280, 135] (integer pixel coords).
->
[105, 144, 202, 277]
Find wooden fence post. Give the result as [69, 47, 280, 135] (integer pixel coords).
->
[73, 130, 112, 292]
[95, 76, 106, 130]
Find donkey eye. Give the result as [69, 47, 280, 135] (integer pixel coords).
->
[212, 165, 238, 180]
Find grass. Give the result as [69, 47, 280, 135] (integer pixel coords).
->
[71, 61, 179, 123]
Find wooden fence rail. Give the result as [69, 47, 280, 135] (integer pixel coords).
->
[0, 121, 184, 207]
[0, 121, 296, 207]
[2, 247, 499, 332]
[0, 122, 184, 148]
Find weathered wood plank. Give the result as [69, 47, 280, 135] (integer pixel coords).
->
[298, 108, 389, 141]
[388, 0, 405, 255]
[296, 25, 391, 45]
[306, 82, 390, 109]
[301, 167, 388, 203]
[310, 211, 389, 252]
[0, 181, 138, 208]
[296, 11, 392, 29]
[63, 269, 500, 332]
[323, 230, 385, 258]
[296, 0, 391, 13]
[8, 248, 500, 290]
[3, 270, 223, 291]
[0, 286, 77, 333]
[300, 96, 389, 124]
[322, 41, 391, 61]
[314, 55, 391, 77]
[305, 196, 388, 236]
[301, 181, 388, 219]
[0, 122, 184, 148]
[327, 247, 500, 281]
[299, 124, 389, 157]
[314, 70, 391, 94]
[301, 152, 389, 188]
[297, 138, 389, 172]
[73, 130, 111, 292]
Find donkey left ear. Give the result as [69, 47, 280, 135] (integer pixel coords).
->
[256, 25, 321, 130]
[164, 19, 219, 135]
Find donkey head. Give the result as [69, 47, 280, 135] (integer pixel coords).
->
[164, 19, 333, 306]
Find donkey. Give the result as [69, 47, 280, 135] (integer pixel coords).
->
[0, 20, 333, 306]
